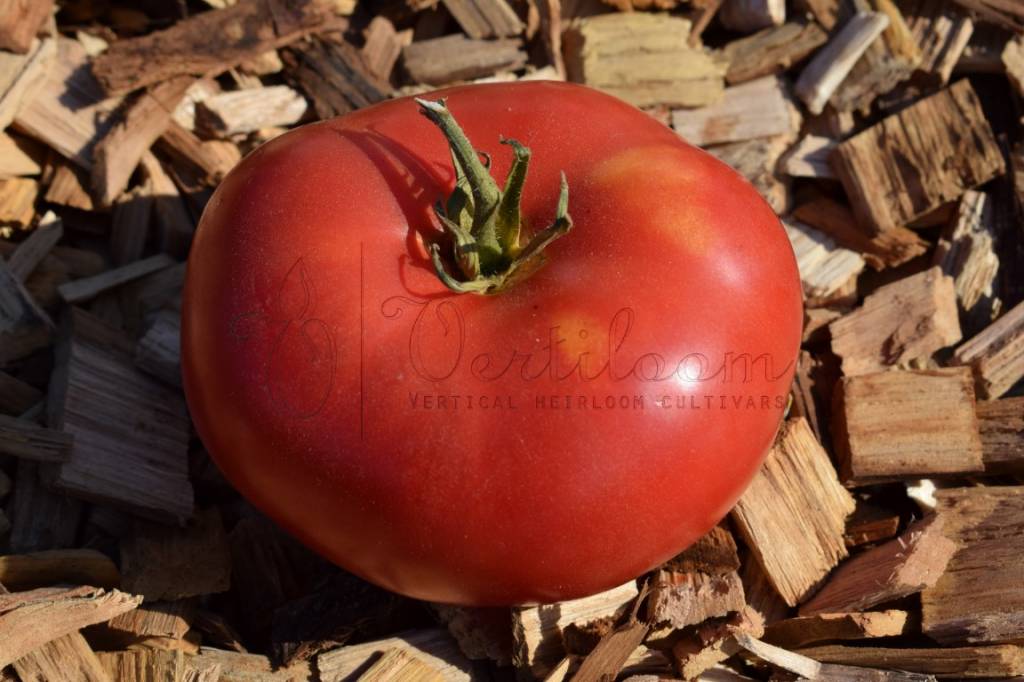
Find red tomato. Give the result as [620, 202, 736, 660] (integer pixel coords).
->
[182, 81, 802, 605]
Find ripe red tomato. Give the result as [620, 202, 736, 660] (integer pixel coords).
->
[182, 81, 802, 605]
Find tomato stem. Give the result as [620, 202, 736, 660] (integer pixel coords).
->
[415, 97, 573, 295]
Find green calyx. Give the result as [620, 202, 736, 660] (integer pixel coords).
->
[415, 97, 573, 295]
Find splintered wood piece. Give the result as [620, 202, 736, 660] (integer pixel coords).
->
[121, 507, 231, 601]
[670, 607, 764, 680]
[800, 515, 957, 614]
[784, 220, 866, 300]
[830, 79, 1004, 234]
[7, 210, 62, 282]
[92, 76, 193, 207]
[157, 123, 238, 185]
[0, 414, 73, 462]
[904, 0, 974, 84]
[285, 36, 390, 119]
[47, 307, 193, 523]
[953, 299, 1024, 399]
[792, 196, 928, 270]
[833, 368, 983, 484]
[442, 0, 523, 38]
[741, 547, 791, 627]
[0, 370, 42, 415]
[513, 581, 638, 678]
[6, 460, 83, 553]
[722, 21, 828, 84]
[844, 502, 901, 547]
[91, 0, 336, 95]
[797, 643, 1024, 678]
[764, 610, 909, 649]
[731, 418, 855, 607]
[647, 525, 746, 629]
[58, 254, 175, 304]
[0, 549, 119, 590]
[317, 630, 473, 682]
[195, 86, 307, 137]
[922, 487, 1024, 645]
[706, 135, 793, 214]
[935, 190, 1000, 324]
[0, 255, 54, 365]
[402, 34, 527, 87]
[672, 75, 799, 146]
[0, 586, 141, 668]
[795, 12, 890, 115]
[135, 308, 182, 387]
[362, 17, 410, 82]
[357, 648, 444, 681]
[0, 132, 42, 178]
[11, 632, 111, 682]
[572, 620, 649, 682]
[0, 0, 54, 54]
[98, 648, 184, 682]
[719, 0, 785, 32]
[0, 35, 56, 131]
[563, 14, 725, 108]
[734, 633, 822, 678]
[829, 267, 961, 376]
[977, 397, 1024, 474]
[43, 161, 95, 211]
[0, 177, 39, 229]
[107, 600, 193, 641]
[13, 38, 121, 170]
[110, 180, 154, 266]
[780, 135, 837, 179]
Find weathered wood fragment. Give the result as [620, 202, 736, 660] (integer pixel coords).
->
[0, 414, 73, 462]
[904, 0, 974, 84]
[317, 630, 473, 682]
[11, 632, 111, 682]
[6, 460, 83, 553]
[953, 300, 1024, 399]
[0, 549, 119, 590]
[58, 254, 175, 304]
[0, 35, 56, 130]
[135, 308, 182, 387]
[110, 181, 153, 266]
[780, 135, 836, 179]
[98, 648, 185, 682]
[0, 132, 42, 178]
[286, 36, 390, 118]
[829, 267, 961, 376]
[7, 211, 62, 283]
[195, 85, 307, 138]
[832, 368, 983, 484]
[672, 75, 799, 146]
[798, 643, 1024, 678]
[784, 220, 866, 300]
[0, 253, 53, 365]
[564, 14, 725, 108]
[356, 648, 444, 681]
[442, 0, 523, 38]
[0, 370, 42, 415]
[719, 0, 785, 32]
[723, 22, 828, 85]
[670, 607, 764, 680]
[0, 177, 38, 229]
[731, 418, 855, 607]
[403, 34, 527, 87]
[43, 161, 95, 211]
[707, 135, 792, 214]
[935, 190, 1000, 326]
[764, 610, 909, 649]
[844, 502, 901, 547]
[830, 79, 1004, 234]
[922, 487, 1024, 645]
[0, 0, 55, 54]
[976, 397, 1024, 474]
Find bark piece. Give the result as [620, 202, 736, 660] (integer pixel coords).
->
[784, 220, 866, 300]
[764, 610, 909, 649]
[0, 586, 141, 668]
[402, 33, 527, 87]
[719, 0, 785, 32]
[722, 22, 828, 84]
[11, 632, 111, 682]
[442, 0, 523, 38]
[317, 630, 473, 682]
[731, 418, 855, 607]
[564, 13, 726, 108]
[7, 210, 62, 283]
[792, 196, 928, 270]
[832, 368, 983, 484]
[798, 643, 1024, 678]
[58, 254, 175, 304]
[0, 35, 56, 131]
[0, 0, 54, 54]
[47, 307, 193, 523]
[6, 460, 83, 553]
[195, 85, 307, 138]
[286, 36, 390, 118]
[706, 135, 793, 214]
[976, 396, 1024, 474]
[90, 0, 336, 96]
[904, 0, 974, 84]
[672, 75, 799, 147]
[801, 516, 957, 614]
[513, 581, 638, 678]
[829, 267, 961, 376]
[0, 549, 119, 590]
[121, 507, 231, 601]
[922, 486, 1024, 645]
[934, 190, 1000, 326]
[830, 79, 1004, 234]
[13, 38, 120, 170]
[795, 12, 891, 114]
[953, 299, 1024, 399]
[0, 414, 73, 462]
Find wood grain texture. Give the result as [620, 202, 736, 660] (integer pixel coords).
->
[672, 75, 800, 146]
[976, 396, 1024, 474]
[722, 21, 827, 84]
[954, 299, 1024, 399]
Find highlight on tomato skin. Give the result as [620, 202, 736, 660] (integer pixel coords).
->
[181, 80, 803, 606]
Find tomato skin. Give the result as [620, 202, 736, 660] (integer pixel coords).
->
[182, 81, 802, 605]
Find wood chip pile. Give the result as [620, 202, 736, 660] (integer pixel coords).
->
[2, 0, 1024, 680]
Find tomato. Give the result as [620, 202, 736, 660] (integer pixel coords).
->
[181, 81, 802, 606]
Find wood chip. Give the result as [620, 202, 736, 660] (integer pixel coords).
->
[935, 190, 1000, 326]
[829, 267, 961, 376]
[904, 0, 975, 85]
[785, 219, 866, 300]
[706, 134, 793, 214]
[90, 0, 337, 96]
[0, 253, 53, 365]
[47, 307, 193, 523]
[0, 35, 56, 131]
[121, 507, 231, 601]
[671, 607, 764, 680]
[844, 502, 901, 547]
[98, 648, 185, 682]
[922, 486, 1024, 645]
[830, 79, 1004, 234]
[976, 396, 1024, 474]
[0, 585, 141, 668]
[6, 460, 83, 553]
[801, 515, 957, 614]
[362, 17, 410, 83]
[317, 630, 473, 682]
[0, 370, 42, 416]
[719, 0, 785, 32]
[135, 307, 182, 387]
[797, 643, 1024, 678]
[953, 299, 1024, 399]
[722, 22, 827, 85]
[195, 85, 307, 137]
[564, 13, 726, 108]
[672, 75, 799, 146]
[442, 0, 523, 38]
[513, 581, 638, 678]
[764, 610, 909, 649]
[0, 414, 73, 462]
[356, 648, 445, 681]
[832, 368, 983, 484]
[0, 548, 119, 590]
[0, 177, 39, 230]
[731, 418, 855, 607]
[43, 161, 95, 211]
[779, 135, 837, 179]
[402, 33, 527, 87]
[11, 632, 111, 682]
[58, 253, 175, 304]
[0, 0, 55, 54]
[0, 132, 42, 178]
[7, 210, 62, 282]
